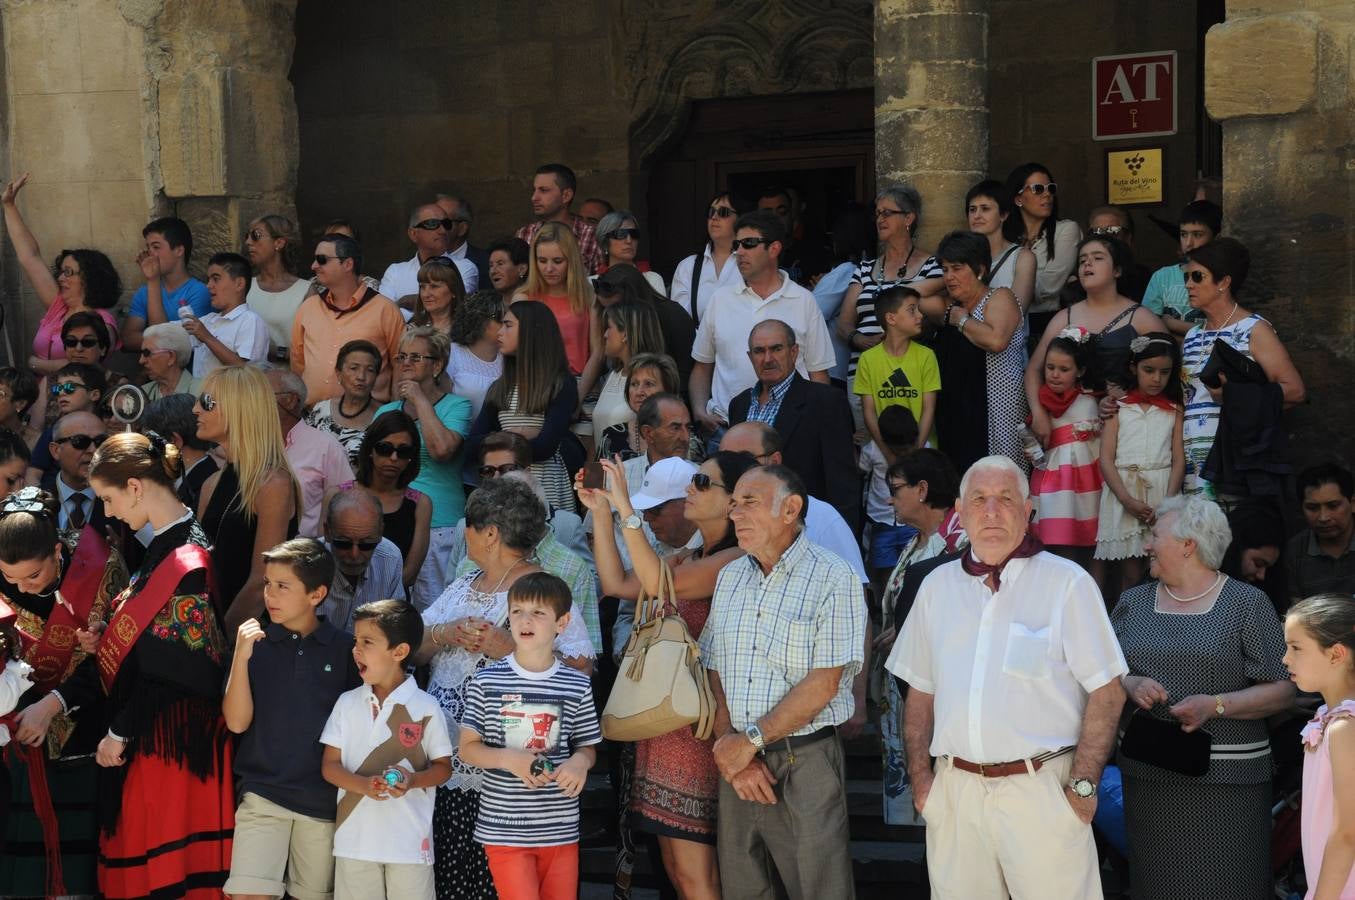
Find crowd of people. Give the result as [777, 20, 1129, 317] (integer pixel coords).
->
[0, 155, 1347, 900]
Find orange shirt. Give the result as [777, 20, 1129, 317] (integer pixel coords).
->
[535, 293, 591, 376]
[290, 285, 405, 404]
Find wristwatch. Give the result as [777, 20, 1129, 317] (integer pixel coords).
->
[1068, 777, 1096, 799]
[1215, 694, 1226, 716]
[744, 723, 766, 754]
[622, 513, 644, 531]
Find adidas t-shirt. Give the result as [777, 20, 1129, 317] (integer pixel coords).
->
[463, 655, 602, 847]
[853, 340, 941, 440]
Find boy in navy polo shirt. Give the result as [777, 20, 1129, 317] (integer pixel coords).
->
[223, 538, 359, 900]
[460, 573, 602, 900]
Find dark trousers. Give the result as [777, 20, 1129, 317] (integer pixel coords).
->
[716, 733, 855, 900]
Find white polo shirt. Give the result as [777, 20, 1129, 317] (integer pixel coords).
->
[690, 272, 836, 421]
[189, 303, 270, 379]
[888, 551, 1127, 763]
[378, 252, 479, 304]
[320, 676, 454, 865]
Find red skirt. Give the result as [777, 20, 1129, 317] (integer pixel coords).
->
[98, 741, 235, 899]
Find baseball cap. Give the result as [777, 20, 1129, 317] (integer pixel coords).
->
[629, 457, 699, 511]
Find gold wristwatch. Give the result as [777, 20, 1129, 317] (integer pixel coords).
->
[1215, 694, 1226, 716]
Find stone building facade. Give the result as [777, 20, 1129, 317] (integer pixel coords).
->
[0, 0, 1348, 465]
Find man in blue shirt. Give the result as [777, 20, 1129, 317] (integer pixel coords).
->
[120, 216, 211, 351]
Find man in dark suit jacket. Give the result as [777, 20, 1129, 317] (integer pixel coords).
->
[436, 194, 490, 288]
[728, 319, 860, 531]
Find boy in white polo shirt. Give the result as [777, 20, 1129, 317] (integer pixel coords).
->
[320, 599, 453, 900]
[460, 573, 602, 900]
[180, 251, 270, 379]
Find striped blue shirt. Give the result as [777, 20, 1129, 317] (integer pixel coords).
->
[745, 372, 796, 424]
[463, 656, 602, 847]
[698, 531, 866, 733]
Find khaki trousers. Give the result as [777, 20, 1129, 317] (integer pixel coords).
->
[922, 753, 1101, 899]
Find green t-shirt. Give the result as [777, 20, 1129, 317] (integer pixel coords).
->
[853, 339, 941, 443]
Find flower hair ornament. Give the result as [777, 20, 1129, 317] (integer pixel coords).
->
[1057, 325, 1091, 343]
[1129, 335, 1174, 355]
[0, 486, 51, 519]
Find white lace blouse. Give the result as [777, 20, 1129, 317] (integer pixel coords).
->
[422, 570, 596, 792]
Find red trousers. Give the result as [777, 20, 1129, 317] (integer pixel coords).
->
[484, 842, 578, 900]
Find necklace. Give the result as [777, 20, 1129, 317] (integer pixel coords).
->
[338, 393, 373, 419]
[473, 557, 526, 597]
[1163, 572, 1224, 603]
[876, 244, 917, 283]
[1208, 302, 1239, 332]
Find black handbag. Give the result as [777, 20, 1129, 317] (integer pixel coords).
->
[1198, 338, 1266, 389]
[1119, 710, 1212, 776]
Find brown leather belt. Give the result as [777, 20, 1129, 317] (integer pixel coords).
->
[950, 746, 1073, 778]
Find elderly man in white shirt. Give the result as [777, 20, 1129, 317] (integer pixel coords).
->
[377, 202, 479, 311]
[889, 455, 1127, 899]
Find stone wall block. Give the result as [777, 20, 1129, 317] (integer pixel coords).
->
[1205, 15, 1319, 120]
[14, 181, 92, 254]
[158, 70, 227, 197]
[78, 0, 143, 92]
[877, 60, 987, 111]
[877, 0, 990, 21]
[877, 11, 987, 63]
[10, 91, 144, 183]
[87, 180, 151, 286]
[4, 0, 83, 95]
[877, 108, 988, 177]
[221, 69, 298, 196]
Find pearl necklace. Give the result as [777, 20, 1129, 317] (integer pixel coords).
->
[1163, 572, 1223, 603]
[1208, 302, 1239, 332]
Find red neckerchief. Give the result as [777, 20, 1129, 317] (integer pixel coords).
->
[1121, 389, 1178, 413]
[1038, 384, 1082, 419]
[321, 284, 374, 318]
[961, 532, 1045, 591]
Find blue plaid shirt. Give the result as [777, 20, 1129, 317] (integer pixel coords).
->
[698, 531, 865, 733]
[745, 373, 796, 424]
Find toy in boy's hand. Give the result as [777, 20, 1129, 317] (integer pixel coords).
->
[382, 765, 407, 788]
[529, 754, 555, 777]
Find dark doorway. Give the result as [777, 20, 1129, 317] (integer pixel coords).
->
[645, 90, 875, 278]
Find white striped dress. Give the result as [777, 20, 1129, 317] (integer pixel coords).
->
[1180, 314, 1264, 497]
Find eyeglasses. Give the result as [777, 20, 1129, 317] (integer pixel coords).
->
[413, 218, 455, 231]
[58, 267, 80, 278]
[395, 352, 438, 365]
[330, 538, 380, 551]
[53, 433, 107, 451]
[611, 228, 640, 241]
[888, 481, 912, 495]
[51, 382, 87, 396]
[707, 206, 737, 219]
[875, 208, 909, 220]
[313, 253, 348, 266]
[372, 441, 417, 461]
[1019, 182, 1057, 196]
[1090, 225, 1126, 237]
[138, 347, 172, 359]
[198, 392, 217, 411]
[477, 463, 523, 479]
[1184, 270, 1208, 284]
[732, 237, 773, 250]
[63, 336, 101, 349]
[691, 473, 726, 491]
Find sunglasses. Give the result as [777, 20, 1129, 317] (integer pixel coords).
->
[691, 473, 726, 491]
[413, 218, 455, 231]
[395, 352, 438, 365]
[313, 253, 348, 266]
[53, 433, 107, 451]
[1090, 225, 1126, 237]
[372, 441, 417, 461]
[732, 237, 773, 250]
[138, 347, 172, 359]
[63, 336, 101, 349]
[611, 228, 640, 241]
[330, 538, 380, 551]
[51, 382, 87, 396]
[477, 463, 523, 479]
[1184, 270, 1209, 284]
[247, 228, 268, 242]
[1020, 182, 1057, 196]
[707, 206, 737, 219]
[198, 392, 218, 411]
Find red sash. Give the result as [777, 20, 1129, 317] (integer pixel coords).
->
[25, 525, 109, 692]
[97, 545, 212, 693]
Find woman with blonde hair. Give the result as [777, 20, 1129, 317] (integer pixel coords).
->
[244, 214, 308, 359]
[517, 222, 604, 403]
[194, 366, 299, 631]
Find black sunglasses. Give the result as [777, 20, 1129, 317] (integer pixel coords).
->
[198, 392, 218, 411]
[413, 218, 455, 231]
[611, 228, 640, 241]
[691, 473, 726, 492]
[54, 433, 108, 451]
[62, 336, 101, 349]
[707, 206, 737, 219]
[314, 253, 348, 266]
[1184, 270, 1208, 284]
[372, 441, 417, 461]
[478, 463, 523, 479]
[330, 538, 380, 551]
[732, 237, 773, 250]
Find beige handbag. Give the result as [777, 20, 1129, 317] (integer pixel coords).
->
[601, 561, 715, 742]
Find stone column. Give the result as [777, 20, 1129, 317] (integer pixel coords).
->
[875, 0, 991, 254]
[1204, 2, 1355, 466]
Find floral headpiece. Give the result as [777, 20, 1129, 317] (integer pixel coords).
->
[1056, 326, 1091, 344]
[1129, 335, 1174, 355]
[0, 486, 50, 520]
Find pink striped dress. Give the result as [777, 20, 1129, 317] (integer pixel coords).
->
[1030, 392, 1102, 546]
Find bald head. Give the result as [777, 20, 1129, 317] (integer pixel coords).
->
[720, 421, 781, 462]
[55, 410, 103, 441]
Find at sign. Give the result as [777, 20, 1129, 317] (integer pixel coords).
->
[1092, 51, 1177, 141]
